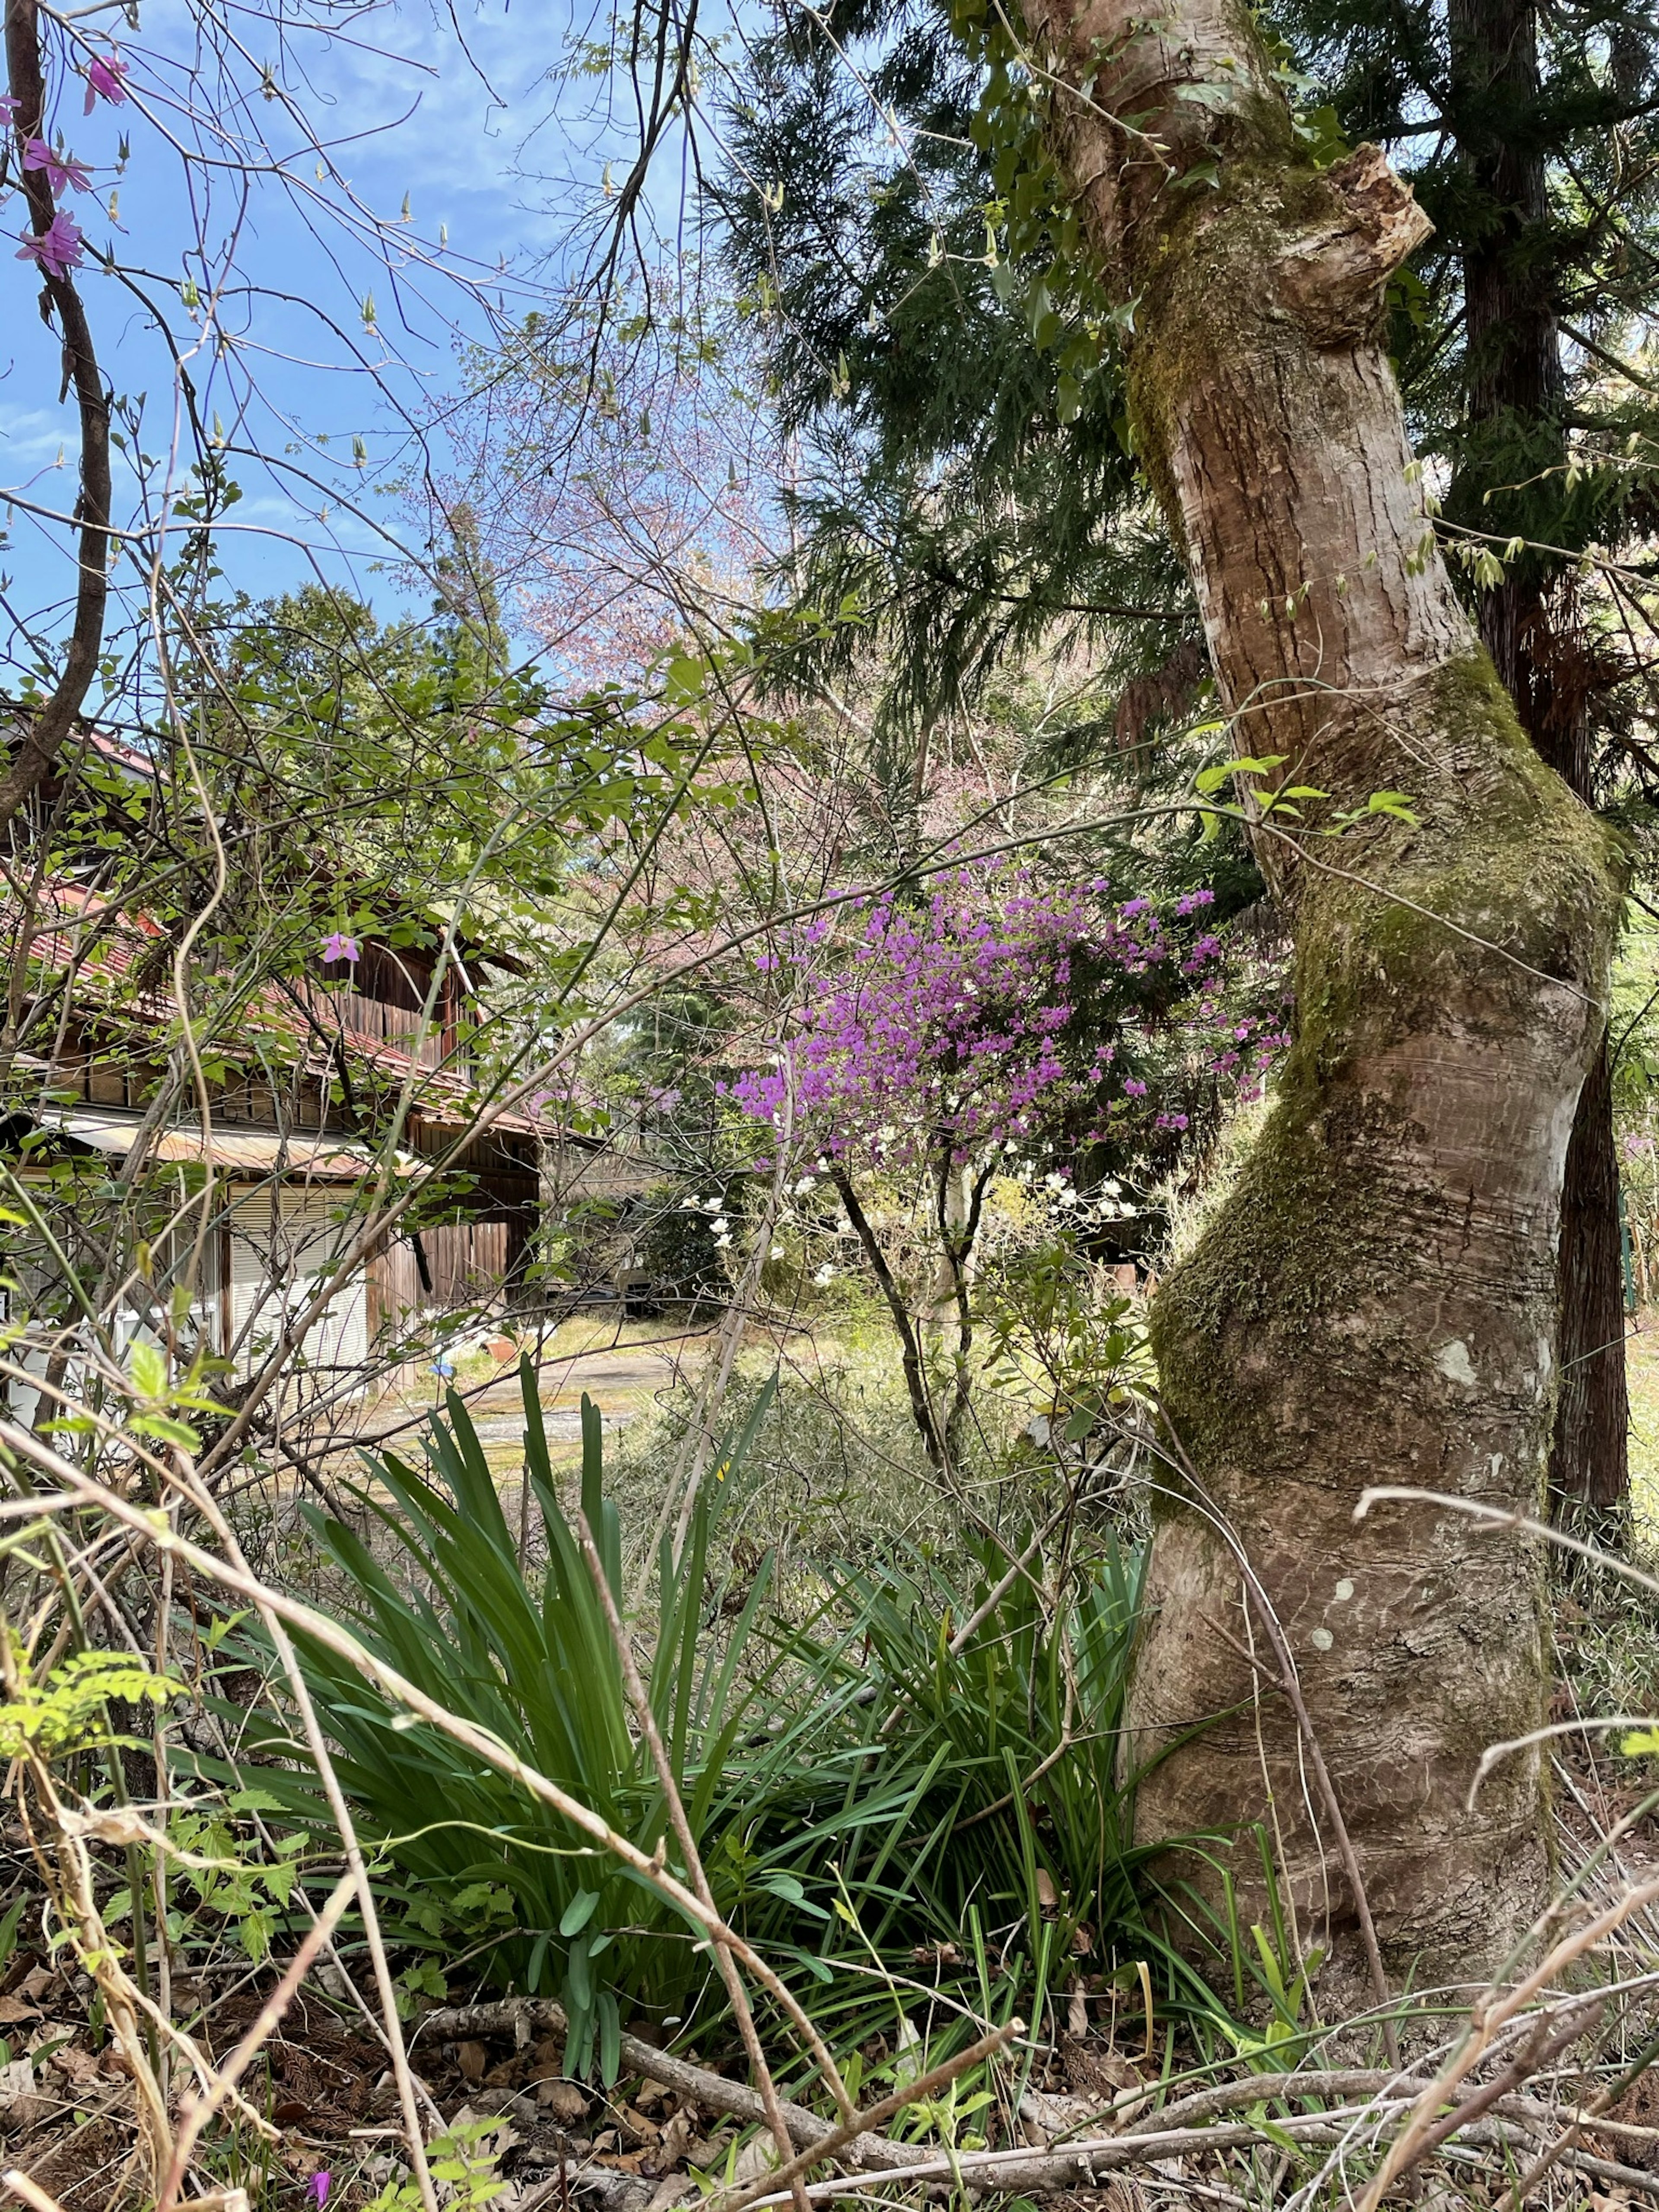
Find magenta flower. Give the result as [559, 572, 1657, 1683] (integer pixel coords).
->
[83, 53, 127, 111]
[16, 210, 84, 279]
[308, 2174, 332, 2209]
[320, 932, 360, 965]
[0, 96, 19, 127]
[24, 139, 93, 195]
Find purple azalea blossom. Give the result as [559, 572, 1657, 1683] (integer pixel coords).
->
[16, 210, 84, 278]
[24, 138, 93, 195]
[83, 53, 127, 110]
[320, 931, 360, 965]
[0, 95, 19, 127]
[733, 859, 1287, 1183]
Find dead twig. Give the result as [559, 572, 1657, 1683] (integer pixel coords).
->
[572, 1497, 825, 2212]
[1354, 1866, 1659, 2212]
[156, 1869, 357, 2211]
[706, 2018, 1024, 2212]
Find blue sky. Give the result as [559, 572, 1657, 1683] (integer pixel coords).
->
[0, 0, 698, 688]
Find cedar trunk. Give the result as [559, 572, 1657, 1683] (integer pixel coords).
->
[1015, 0, 1625, 1967]
[1446, 0, 1630, 1516]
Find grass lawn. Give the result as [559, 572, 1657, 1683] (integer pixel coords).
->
[1624, 1309, 1659, 1533]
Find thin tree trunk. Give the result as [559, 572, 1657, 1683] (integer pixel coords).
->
[830, 1164, 945, 1466]
[1445, 0, 1630, 1517]
[1014, 0, 1625, 1970]
[1551, 1037, 1630, 1516]
[0, 0, 111, 833]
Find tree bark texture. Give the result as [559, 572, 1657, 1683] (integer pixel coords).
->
[1444, 0, 1629, 1516]
[1014, 0, 1625, 1969]
[0, 0, 111, 834]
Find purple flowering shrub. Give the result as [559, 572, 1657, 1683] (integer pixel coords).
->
[729, 858, 1287, 1465]
[733, 860, 1278, 1169]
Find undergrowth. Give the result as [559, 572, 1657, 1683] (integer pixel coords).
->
[215, 1357, 1265, 2080]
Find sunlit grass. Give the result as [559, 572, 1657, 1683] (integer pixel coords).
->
[1625, 1309, 1659, 1538]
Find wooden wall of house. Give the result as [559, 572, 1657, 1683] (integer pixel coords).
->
[313, 944, 470, 1071]
[367, 1215, 527, 1334]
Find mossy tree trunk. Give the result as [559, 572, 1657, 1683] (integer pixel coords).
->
[1015, 0, 1626, 1969]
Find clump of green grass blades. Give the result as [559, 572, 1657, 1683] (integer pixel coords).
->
[233, 1360, 1224, 2077]
[234, 1360, 811, 2076]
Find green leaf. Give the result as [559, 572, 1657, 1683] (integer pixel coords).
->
[663, 653, 705, 704]
[130, 1414, 202, 1449]
[127, 1341, 167, 1400]
[559, 1889, 601, 1938]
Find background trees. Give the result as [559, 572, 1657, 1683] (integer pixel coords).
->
[711, 0, 1659, 1523]
[5, 0, 1659, 2193]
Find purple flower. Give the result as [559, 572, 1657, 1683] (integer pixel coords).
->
[1123, 1077, 1148, 1098]
[321, 931, 360, 965]
[309, 2174, 332, 2209]
[0, 95, 19, 127]
[16, 210, 84, 278]
[83, 53, 127, 110]
[24, 139, 93, 195]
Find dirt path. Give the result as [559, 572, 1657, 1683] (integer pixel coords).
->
[345, 1319, 709, 1475]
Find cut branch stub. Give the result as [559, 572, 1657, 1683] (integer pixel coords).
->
[1014, 0, 1626, 1974]
[1274, 144, 1436, 345]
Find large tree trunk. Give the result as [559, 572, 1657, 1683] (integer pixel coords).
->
[1015, 0, 1625, 1971]
[1446, 0, 1630, 1519]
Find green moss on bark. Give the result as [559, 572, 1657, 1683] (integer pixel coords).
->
[1151, 649, 1625, 1503]
[1123, 160, 1345, 531]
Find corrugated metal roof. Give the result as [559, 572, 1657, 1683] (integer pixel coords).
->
[31, 1107, 423, 1181]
